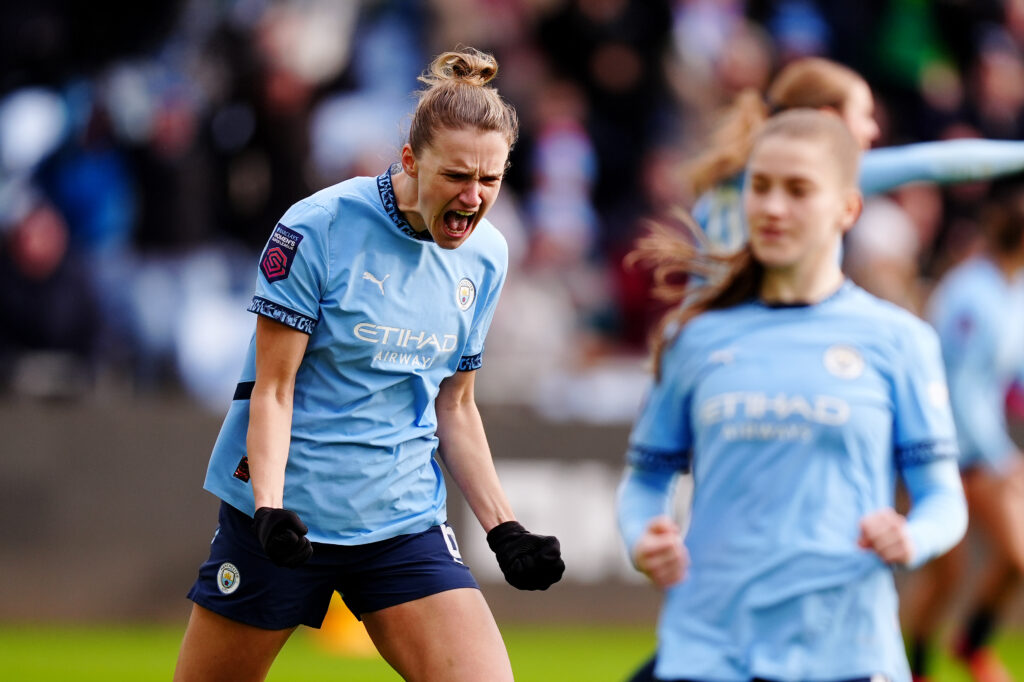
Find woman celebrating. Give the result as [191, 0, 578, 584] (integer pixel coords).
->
[618, 109, 966, 682]
[174, 48, 564, 682]
[689, 57, 1024, 253]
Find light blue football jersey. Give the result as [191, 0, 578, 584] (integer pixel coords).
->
[625, 281, 958, 682]
[696, 140, 1024, 252]
[203, 167, 508, 544]
[927, 257, 1024, 472]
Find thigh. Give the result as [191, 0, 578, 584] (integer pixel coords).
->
[173, 603, 295, 682]
[965, 466, 1024, 570]
[361, 588, 512, 682]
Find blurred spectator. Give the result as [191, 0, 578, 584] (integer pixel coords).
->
[0, 198, 99, 396]
[0, 0, 1021, 424]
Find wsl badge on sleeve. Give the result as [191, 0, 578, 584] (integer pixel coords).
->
[456, 278, 476, 311]
[260, 224, 304, 283]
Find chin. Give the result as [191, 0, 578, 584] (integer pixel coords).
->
[432, 231, 473, 250]
[750, 244, 792, 268]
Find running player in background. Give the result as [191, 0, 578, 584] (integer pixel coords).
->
[173, 48, 564, 682]
[689, 57, 1024, 253]
[905, 180, 1024, 682]
[618, 109, 967, 682]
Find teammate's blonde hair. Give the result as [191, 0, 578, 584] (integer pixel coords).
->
[687, 57, 866, 194]
[632, 109, 861, 378]
[408, 48, 519, 154]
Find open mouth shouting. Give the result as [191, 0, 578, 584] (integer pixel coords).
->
[441, 209, 478, 241]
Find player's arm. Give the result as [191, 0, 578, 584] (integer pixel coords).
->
[435, 369, 564, 590]
[944, 317, 1020, 473]
[617, 466, 687, 588]
[861, 139, 1024, 196]
[858, 459, 966, 568]
[246, 314, 312, 567]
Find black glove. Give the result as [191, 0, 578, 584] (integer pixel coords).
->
[252, 507, 314, 568]
[486, 521, 565, 590]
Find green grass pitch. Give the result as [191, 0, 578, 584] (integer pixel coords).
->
[2, 624, 1022, 681]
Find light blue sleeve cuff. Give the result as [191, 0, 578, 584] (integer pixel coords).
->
[616, 466, 678, 563]
[902, 458, 968, 569]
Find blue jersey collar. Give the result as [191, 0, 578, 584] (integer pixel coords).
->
[376, 164, 434, 242]
[757, 278, 852, 309]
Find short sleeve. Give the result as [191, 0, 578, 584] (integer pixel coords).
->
[457, 236, 508, 371]
[892, 320, 959, 469]
[627, 335, 695, 473]
[248, 201, 331, 335]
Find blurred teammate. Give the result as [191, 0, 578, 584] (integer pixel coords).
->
[905, 181, 1024, 682]
[689, 57, 1024, 252]
[173, 48, 564, 682]
[618, 110, 967, 682]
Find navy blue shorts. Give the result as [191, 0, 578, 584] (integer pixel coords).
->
[187, 502, 479, 629]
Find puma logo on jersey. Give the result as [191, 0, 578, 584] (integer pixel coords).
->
[362, 271, 389, 295]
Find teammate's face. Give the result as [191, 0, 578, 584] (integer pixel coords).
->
[400, 127, 509, 249]
[745, 135, 861, 272]
[840, 81, 879, 150]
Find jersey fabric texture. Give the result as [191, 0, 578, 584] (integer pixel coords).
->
[621, 281, 959, 682]
[203, 167, 508, 545]
[927, 257, 1024, 472]
[696, 140, 1024, 252]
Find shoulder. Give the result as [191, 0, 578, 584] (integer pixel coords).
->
[841, 284, 941, 354]
[295, 175, 382, 222]
[928, 259, 1002, 336]
[672, 302, 758, 353]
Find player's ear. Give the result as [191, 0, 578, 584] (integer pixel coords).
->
[838, 188, 863, 233]
[401, 144, 418, 178]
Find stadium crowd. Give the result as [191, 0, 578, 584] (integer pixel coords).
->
[1, 0, 1023, 419]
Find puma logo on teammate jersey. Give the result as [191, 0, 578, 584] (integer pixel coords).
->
[362, 271, 390, 295]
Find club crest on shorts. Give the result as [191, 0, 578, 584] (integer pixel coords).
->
[217, 562, 241, 595]
[260, 223, 304, 283]
[823, 344, 864, 379]
[456, 278, 476, 311]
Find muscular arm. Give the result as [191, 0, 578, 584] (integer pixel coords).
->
[435, 370, 515, 532]
[247, 315, 309, 509]
[861, 139, 1024, 196]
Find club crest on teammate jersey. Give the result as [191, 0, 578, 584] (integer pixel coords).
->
[823, 344, 865, 379]
[260, 223, 304, 283]
[456, 278, 476, 311]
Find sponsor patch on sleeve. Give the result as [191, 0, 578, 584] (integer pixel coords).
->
[260, 223, 304, 283]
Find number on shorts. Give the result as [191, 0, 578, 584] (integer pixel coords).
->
[441, 523, 464, 565]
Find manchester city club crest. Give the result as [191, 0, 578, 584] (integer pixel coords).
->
[823, 344, 864, 379]
[456, 278, 476, 311]
[217, 562, 241, 595]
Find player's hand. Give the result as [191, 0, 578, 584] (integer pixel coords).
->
[633, 516, 687, 589]
[252, 507, 314, 568]
[486, 521, 565, 590]
[858, 507, 914, 566]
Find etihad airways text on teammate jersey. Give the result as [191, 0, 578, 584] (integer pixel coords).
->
[202, 168, 508, 545]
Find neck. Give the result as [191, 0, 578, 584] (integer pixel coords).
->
[760, 257, 845, 305]
[390, 168, 427, 232]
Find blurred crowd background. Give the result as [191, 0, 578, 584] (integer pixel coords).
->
[3, 0, 1024, 420]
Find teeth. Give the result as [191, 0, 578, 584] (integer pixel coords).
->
[454, 210, 475, 217]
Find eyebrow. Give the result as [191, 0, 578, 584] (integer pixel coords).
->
[442, 167, 504, 179]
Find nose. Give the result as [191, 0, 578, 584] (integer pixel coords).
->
[752, 186, 786, 217]
[459, 181, 482, 209]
